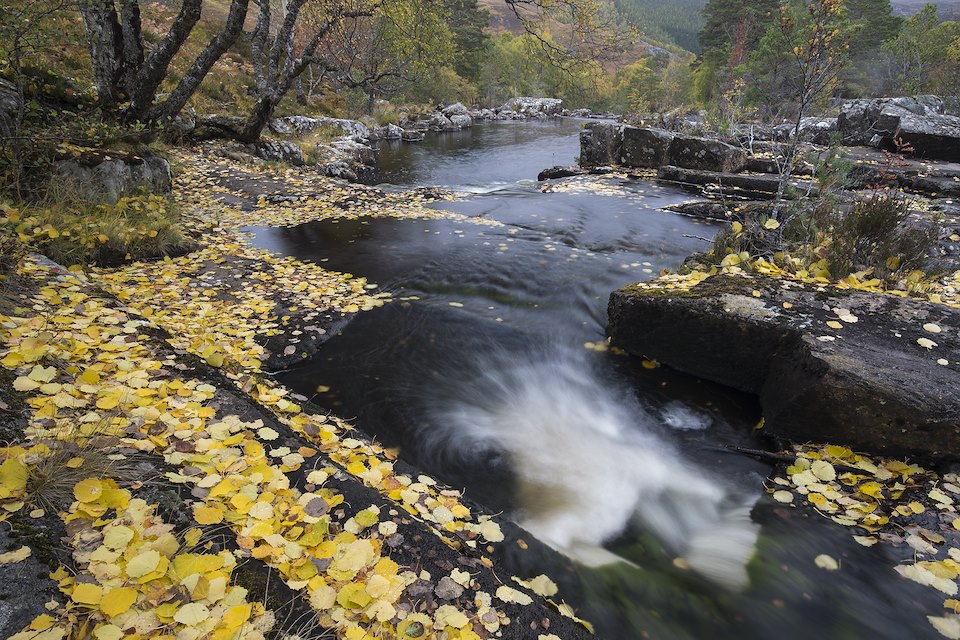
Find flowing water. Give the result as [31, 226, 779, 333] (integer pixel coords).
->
[250, 119, 941, 639]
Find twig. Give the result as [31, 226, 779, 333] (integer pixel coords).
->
[682, 234, 713, 243]
[704, 445, 865, 474]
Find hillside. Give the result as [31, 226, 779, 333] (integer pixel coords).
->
[891, 0, 960, 18]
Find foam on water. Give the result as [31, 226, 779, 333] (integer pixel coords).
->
[426, 346, 759, 589]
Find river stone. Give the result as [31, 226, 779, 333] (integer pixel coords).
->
[449, 113, 472, 129]
[620, 127, 674, 168]
[430, 112, 455, 131]
[580, 122, 623, 166]
[442, 102, 469, 117]
[608, 274, 960, 459]
[667, 135, 747, 173]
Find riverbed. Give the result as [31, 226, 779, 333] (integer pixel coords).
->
[249, 119, 942, 639]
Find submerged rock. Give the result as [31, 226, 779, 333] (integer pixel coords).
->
[537, 165, 587, 181]
[608, 274, 960, 459]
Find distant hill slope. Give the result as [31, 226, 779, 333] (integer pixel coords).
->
[613, 0, 706, 53]
[477, 0, 704, 54]
[891, 0, 960, 18]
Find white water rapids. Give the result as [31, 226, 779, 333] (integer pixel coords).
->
[427, 346, 760, 589]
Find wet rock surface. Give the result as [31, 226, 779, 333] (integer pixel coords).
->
[608, 274, 960, 460]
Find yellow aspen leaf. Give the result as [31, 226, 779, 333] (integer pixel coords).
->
[205, 352, 225, 368]
[96, 396, 119, 410]
[0, 458, 28, 492]
[193, 505, 224, 525]
[173, 602, 210, 625]
[102, 526, 134, 550]
[100, 587, 137, 617]
[496, 585, 533, 605]
[0, 545, 32, 564]
[222, 604, 252, 629]
[514, 574, 559, 597]
[13, 376, 40, 392]
[93, 625, 124, 640]
[71, 583, 103, 605]
[814, 555, 839, 571]
[336, 582, 372, 609]
[478, 519, 504, 542]
[763, 219, 781, 230]
[126, 549, 161, 578]
[310, 585, 337, 610]
[826, 320, 843, 329]
[73, 478, 104, 503]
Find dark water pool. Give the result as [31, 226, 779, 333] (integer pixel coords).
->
[249, 121, 943, 639]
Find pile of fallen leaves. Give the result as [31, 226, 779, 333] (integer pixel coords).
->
[769, 444, 960, 638]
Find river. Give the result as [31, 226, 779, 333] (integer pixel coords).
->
[250, 119, 940, 639]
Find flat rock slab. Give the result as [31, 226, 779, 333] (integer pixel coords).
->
[608, 274, 960, 459]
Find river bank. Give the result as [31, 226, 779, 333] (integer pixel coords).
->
[0, 148, 596, 640]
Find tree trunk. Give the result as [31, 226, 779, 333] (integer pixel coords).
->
[238, 94, 278, 143]
[80, 1, 123, 107]
[295, 76, 307, 105]
[118, 0, 144, 97]
[124, 0, 202, 121]
[151, 0, 251, 122]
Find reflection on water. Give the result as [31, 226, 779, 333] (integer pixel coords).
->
[370, 119, 585, 189]
[249, 122, 946, 639]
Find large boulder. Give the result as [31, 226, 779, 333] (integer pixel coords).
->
[667, 135, 747, 173]
[449, 113, 473, 129]
[579, 122, 624, 166]
[889, 110, 960, 162]
[608, 274, 960, 459]
[271, 116, 370, 141]
[442, 102, 469, 117]
[499, 97, 563, 117]
[620, 127, 674, 168]
[838, 96, 960, 160]
[429, 112, 456, 131]
[55, 150, 172, 203]
[773, 117, 838, 145]
[370, 123, 404, 141]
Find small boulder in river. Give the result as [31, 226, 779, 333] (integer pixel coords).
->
[608, 274, 960, 459]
